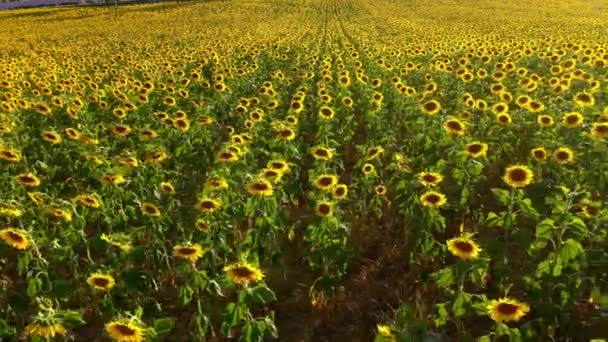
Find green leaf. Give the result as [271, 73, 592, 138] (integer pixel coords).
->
[535, 259, 551, 278]
[558, 239, 583, 263]
[552, 258, 562, 277]
[567, 216, 587, 237]
[433, 267, 455, 288]
[535, 219, 554, 239]
[434, 303, 449, 327]
[247, 285, 277, 305]
[452, 292, 470, 318]
[518, 198, 539, 220]
[477, 335, 492, 342]
[491, 188, 511, 206]
[153, 318, 175, 335]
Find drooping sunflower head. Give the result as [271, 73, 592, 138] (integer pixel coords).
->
[146, 150, 168, 163]
[173, 244, 205, 263]
[553, 147, 575, 164]
[417, 172, 444, 187]
[420, 191, 447, 208]
[196, 198, 222, 212]
[74, 194, 102, 209]
[87, 273, 116, 291]
[591, 122, 608, 139]
[224, 262, 264, 286]
[314, 174, 338, 191]
[0, 228, 31, 250]
[65, 127, 81, 140]
[140, 129, 158, 140]
[105, 319, 146, 342]
[247, 179, 274, 196]
[446, 234, 482, 260]
[503, 165, 534, 188]
[487, 298, 530, 323]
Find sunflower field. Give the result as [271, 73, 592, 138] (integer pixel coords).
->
[0, 0, 607, 340]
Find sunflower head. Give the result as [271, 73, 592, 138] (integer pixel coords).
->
[333, 184, 348, 199]
[362, 163, 376, 176]
[487, 298, 530, 322]
[537, 114, 554, 127]
[87, 273, 116, 291]
[106, 320, 146, 342]
[141, 202, 161, 217]
[465, 142, 488, 158]
[446, 234, 482, 260]
[247, 179, 274, 196]
[25, 323, 67, 339]
[420, 191, 447, 208]
[315, 201, 334, 217]
[16, 173, 41, 187]
[224, 262, 264, 285]
[444, 119, 466, 136]
[503, 165, 533, 188]
[421, 100, 441, 115]
[173, 244, 205, 263]
[562, 112, 584, 128]
[417, 172, 444, 187]
[0, 228, 31, 250]
[314, 174, 338, 191]
[591, 122, 608, 139]
[553, 147, 575, 164]
[196, 198, 222, 212]
[206, 177, 229, 191]
[311, 146, 333, 160]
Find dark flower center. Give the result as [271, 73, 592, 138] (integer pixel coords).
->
[315, 149, 329, 157]
[178, 248, 196, 255]
[595, 126, 608, 134]
[454, 241, 473, 253]
[533, 150, 546, 159]
[509, 169, 528, 181]
[368, 148, 379, 157]
[7, 231, 24, 243]
[19, 176, 36, 183]
[252, 183, 269, 191]
[496, 303, 519, 315]
[425, 194, 440, 203]
[422, 174, 438, 183]
[114, 324, 136, 336]
[318, 204, 331, 215]
[272, 162, 285, 169]
[335, 187, 345, 196]
[280, 130, 293, 137]
[424, 102, 437, 111]
[556, 151, 569, 160]
[541, 117, 551, 124]
[447, 121, 462, 131]
[468, 144, 483, 154]
[318, 177, 333, 186]
[200, 201, 215, 209]
[321, 108, 332, 117]
[577, 94, 591, 102]
[93, 277, 110, 287]
[145, 206, 157, 213]
[45, 134, 57, 140]
[499, 115, 509, 122]
[220, 152, 234, 159]
[292, 102, 301, 110]
[566, 115, 579, 124]
[231, 266, 255, 278]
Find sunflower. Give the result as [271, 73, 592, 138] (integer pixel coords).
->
[41, 131, 62, 144]
[496, 113, 512, 125]
[319, 106, 335, 120]
[45, 207, 73, 222]
[492, 102, 509, 115]
[0, 148, 21, 162]
[106, 319, 146, 342]
[195, 218, 210, 232]
[375, 185, 387, 196]
[146, 150, 168, 163]
[446, 234, 482, 260]
[25, 323, 67, 339]
[311, 146, 333, 160]
[417, 172, 444, 187]
[573, 92, 595, 107]
[74, 194, 101, 208]
[65, 127, 81, 140]
[112, 124, 132, 136]
[591, 122, 608, 139]
[118, 156, 139, 167]
[160, 181, 175, 194]
[224, 262, 264, 286]
[0, 228, 31, 250]
[444, 118, 466, 136]
[196, 198, 222, 213]
[15, 173, 41, 187]
[197, 116, 214, 126]
[174, 118, 191, 132]
[376, 324, 395, 340]
[503, 165, 534, 188]
[87, 273, 116, 291]
[315, 200, 334, 217]
[562, 112, 584, 128]
[285, 115, 298, 126]
[0, 205, 23, 217]
[531, 147, 548, 161]
[553, 147, 575, 164]
[217, 150, 239, 163]
[173, 244, 205, 263]
[421, 100, 441, 115]
[420, 191, 447, 208]
[465, 142, 488, 158]
[140, 129, 159, 139]
[487, 298, 530, 323]
[100, 174, 127, 186]
[141, 202, 161, 217]
[100, 233, 132, 252]
[333, 184, 348, 199]
[247, 179, 274, 196]
[362, 163, 375, 176]
[314, 174, 338, 191]
[206, 177, 229, 191]
[366, 146, 384, 160]
[537, 114, 554, 127]
[267, 159, 290, 174]
[277, 128, 296, 141]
